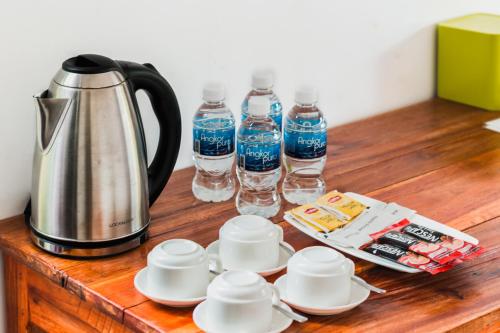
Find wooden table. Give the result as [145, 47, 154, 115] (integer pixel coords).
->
[1, 99, 499, 333]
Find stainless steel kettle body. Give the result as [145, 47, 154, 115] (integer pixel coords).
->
[29, 54, 181, 257]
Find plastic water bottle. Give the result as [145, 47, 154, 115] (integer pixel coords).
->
[236, 96, 282, 217]
[241, 69, 283, 132]
[192, 82, 235, 202]
[282, 85, 327, 204]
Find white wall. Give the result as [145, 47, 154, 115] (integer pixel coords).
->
[0, 0, 499, 329]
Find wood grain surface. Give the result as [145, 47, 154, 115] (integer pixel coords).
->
[1, 98, 499, 332]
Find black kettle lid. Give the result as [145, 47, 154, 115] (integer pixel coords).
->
[62, 54, 123, 75]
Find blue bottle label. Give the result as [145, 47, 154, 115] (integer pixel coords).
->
[237, 142, 281, 172]
[284, 121, 327, 159]
[193, 120, 235, 156]
[271, 113, 283, 132]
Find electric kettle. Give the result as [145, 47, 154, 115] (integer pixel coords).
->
[29, 54, 181, 257]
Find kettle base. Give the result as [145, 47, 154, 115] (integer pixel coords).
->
[30, 227, 149, 258]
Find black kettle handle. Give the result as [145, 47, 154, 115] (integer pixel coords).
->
[118, 61, 181, 206]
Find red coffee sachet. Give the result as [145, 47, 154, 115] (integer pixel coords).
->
[363, 243, 456, 274]
[370, 223, 461, 264]
[371, 219, 484, 261]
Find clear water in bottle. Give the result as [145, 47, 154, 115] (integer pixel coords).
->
[192, 82, 235, 202]
[282, 85, 327, 204]
[241, 69, 283, 132]
[236, 96, 282, 218]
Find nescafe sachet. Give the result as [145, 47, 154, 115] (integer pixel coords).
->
[370, 230, 461, 264]
[371, 219, 484, 262]
[363, 243, 456, 274]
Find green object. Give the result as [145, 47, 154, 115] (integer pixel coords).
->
[438, 13, 500, 111]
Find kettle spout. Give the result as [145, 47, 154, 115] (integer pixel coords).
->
[34, 91, 72, 151]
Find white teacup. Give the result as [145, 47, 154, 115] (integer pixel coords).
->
[147, 239, 221, 299]
[219, 215, 283, 271]
[206, 270, 280, 333]
[287, 246, 354, 307]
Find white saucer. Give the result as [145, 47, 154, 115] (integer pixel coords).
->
[274, 274, 370, 316]
[134, 267, 213, 307]
[193, 300, 293, 333]
[206, 240, 295, 277]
